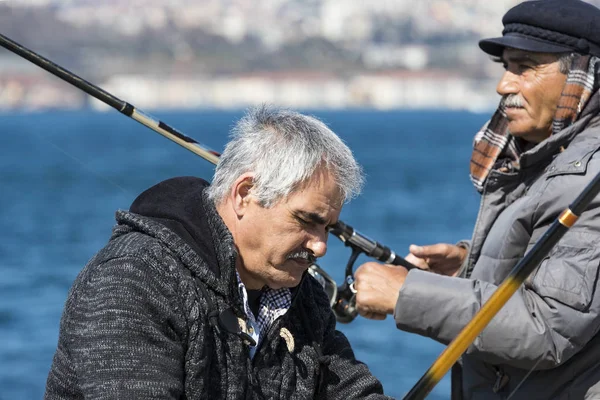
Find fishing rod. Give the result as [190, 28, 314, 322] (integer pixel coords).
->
[0, 33, 417, 323]
[402, 174, 600, 398]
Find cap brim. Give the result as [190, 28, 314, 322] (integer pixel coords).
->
[479, 34, 575, 57]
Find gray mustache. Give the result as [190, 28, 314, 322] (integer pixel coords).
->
[286, 251, 316, 263]
[500, 94, 524, 109]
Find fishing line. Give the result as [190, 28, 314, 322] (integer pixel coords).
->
[506, 356, 543, 400]
[32, 129, 133, 196]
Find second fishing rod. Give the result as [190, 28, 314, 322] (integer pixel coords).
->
[0, 33, 418, 323]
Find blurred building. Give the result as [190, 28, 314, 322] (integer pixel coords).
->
[4, 0, 596, 111]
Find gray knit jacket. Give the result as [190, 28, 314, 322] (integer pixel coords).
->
[45, 176, 390, 399]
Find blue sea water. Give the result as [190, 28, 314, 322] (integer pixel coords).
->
[0, 109, 488, 399]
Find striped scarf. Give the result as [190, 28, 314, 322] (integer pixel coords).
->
[469, 54, 599, 192]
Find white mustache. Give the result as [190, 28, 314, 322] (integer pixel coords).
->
[286, 251, 316, 263]
[500, 94, 524, 108]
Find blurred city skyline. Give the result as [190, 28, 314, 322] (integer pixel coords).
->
[2, 0, 599, 111]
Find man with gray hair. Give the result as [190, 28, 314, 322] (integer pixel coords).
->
[355, 0, 600, 399]
[45, 105, 391, 399]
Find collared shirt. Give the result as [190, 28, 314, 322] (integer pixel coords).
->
[236, 272, 292, 358]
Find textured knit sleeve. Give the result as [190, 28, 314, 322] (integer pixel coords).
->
[45, 254, 190, 399]
[313, 284, 393, 399]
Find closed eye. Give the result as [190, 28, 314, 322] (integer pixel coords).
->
[296, 216, 312, 226]
[293, 212, 330, 235]
[518, 64, 532, 72]
[294, 211, 327, 226]
[494, 56, 537, 73]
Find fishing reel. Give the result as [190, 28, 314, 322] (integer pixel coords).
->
[307, 221, 418, 324]
[308, 248, 361, 323]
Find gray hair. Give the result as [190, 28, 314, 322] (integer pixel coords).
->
[207, 105, 364, 207]
[558, 52, 575, 74]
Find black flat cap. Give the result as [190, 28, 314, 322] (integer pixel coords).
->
[479, 0, 600, 57]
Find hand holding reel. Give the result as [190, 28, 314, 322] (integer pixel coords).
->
[308, 221, 418, 323]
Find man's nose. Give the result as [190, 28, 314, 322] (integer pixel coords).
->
[305, 233, 328, 258]
[496, 70, 519, 97]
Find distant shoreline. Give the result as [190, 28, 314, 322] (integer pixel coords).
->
[0, 72, 500, 113]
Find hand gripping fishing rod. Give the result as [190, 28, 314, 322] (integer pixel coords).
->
[0, 33, 417, 323]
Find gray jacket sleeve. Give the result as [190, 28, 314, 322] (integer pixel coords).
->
[394, 227, 600, 370]
[45, 255, 188, 399]
[394, 148, 600, 371]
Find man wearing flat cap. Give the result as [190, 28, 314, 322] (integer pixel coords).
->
[353, 0, 600, 398]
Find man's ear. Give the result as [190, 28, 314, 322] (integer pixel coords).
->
[230, 172, 255, 217]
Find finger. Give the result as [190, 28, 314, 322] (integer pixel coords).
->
[358, 310, 387, 320]
[404, 253, 429, 270]
[409, 243, 453, 259]
[354, 262, 380, 289]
